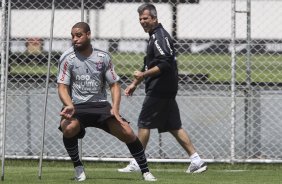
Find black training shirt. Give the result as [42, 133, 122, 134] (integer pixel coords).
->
[142, 23, 178, 98]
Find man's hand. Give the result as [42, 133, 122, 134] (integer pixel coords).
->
[124, 83, 137, 96]
[133, 70, 145, 81]
[60, 105, 75, 119]
[110, 107, 125, 124]
[125, 70, 145, 96]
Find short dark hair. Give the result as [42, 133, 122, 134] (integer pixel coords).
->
[72, 22, 90, 33]
[137, 3, 158, 18]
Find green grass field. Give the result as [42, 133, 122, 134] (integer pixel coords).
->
[2, 160, 282, 184]
[9, 53, 282, 83]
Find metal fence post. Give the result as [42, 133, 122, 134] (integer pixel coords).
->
[1, 0, 11, 180]
[230, 0, 237, 164]
[38, 0, 55, 179]
[78, 0, 85, 163]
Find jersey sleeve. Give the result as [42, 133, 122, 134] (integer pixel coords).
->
[57, 55, 72, 85]
[153, 33, 174, 57]
[152, 34, 174, 73]
[104, 54, 120, 84]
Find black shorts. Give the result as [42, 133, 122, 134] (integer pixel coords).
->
[138, 96, 182, 133]
[59, 101, 115, 138]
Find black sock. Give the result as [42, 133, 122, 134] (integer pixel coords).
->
[126, 138, 149, 174]
[63, 136, 83, 168]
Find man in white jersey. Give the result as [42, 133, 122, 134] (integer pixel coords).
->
[57, 22, 156, 182]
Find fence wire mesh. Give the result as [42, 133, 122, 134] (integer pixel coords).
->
[1, 0, 282, 162]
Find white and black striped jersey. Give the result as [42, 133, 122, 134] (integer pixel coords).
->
[57, 46, 120, 104]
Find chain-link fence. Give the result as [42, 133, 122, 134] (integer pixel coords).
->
[1, 0, 282, 164]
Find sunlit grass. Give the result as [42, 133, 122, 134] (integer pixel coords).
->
[9, 53, 282, 83]
[2, 160, 282, 184]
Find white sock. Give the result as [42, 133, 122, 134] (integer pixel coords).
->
[190, 152, 202, 165]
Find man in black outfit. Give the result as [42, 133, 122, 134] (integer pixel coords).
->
[118, 3, 207, 173]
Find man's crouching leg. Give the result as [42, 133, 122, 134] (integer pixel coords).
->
[107, 118, 157, 181]
[61, 118, 86, 181]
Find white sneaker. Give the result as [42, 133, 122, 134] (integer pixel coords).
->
[74, 166, 86, 181]
[143, 172, 157, 181]
[186, 162, 207, 173]
[118, 160, 140, 172]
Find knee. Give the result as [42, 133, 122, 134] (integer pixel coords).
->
[120, 126, 136, 143]
[63, 126, 79, 138]
[61, 119, 80, 138]
[107, 119, 136, 143]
